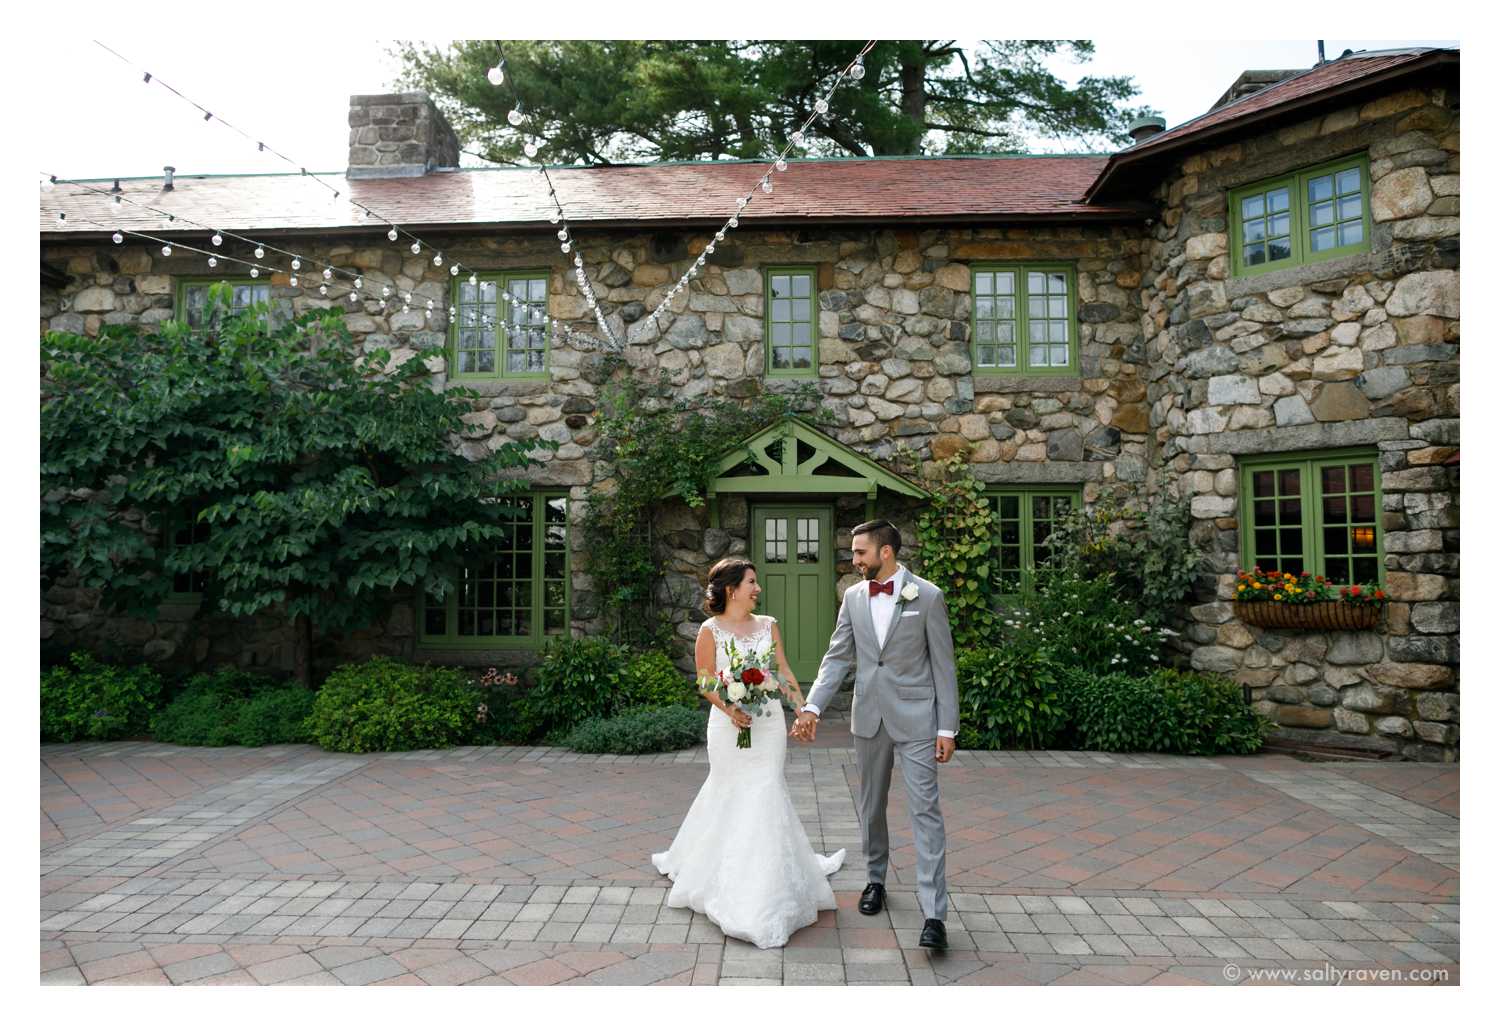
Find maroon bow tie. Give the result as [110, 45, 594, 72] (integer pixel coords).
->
[869, 579, 895, 597]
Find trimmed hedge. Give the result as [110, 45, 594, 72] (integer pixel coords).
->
[42, 651, 162, 743]
[562, 706, 708, 755]
[620, 650, 700, 710]
[306, 657, 485, 753]
[151, 668, 312, 747]
[1061, 668, 1270, 755]
[955, 646, 1068, 751]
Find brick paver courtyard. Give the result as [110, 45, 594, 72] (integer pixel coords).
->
[40, 730, 1459, 986]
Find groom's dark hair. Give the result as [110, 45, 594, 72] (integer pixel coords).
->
[852, 519, 901, 557]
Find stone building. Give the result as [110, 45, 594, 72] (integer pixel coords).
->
[39, 47, 1459, 759]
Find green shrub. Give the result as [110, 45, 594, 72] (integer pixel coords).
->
[956, 646, 1068, 750]
[1061, 668, 1270, 755]
[41, 651, 162, 743]
[562, 706, 708, 754]
[620, 650, 700, 710]
[523, 637, 629, 738]
[307, 657, 486, 753]
[151, 668, 315, 747]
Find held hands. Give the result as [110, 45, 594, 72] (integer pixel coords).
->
[727, 705, 753, 730]
[790, 710, 818, 743]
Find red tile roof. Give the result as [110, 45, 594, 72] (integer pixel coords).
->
[40, 155, 1143, 239]
[1086, 48, 1457, 201]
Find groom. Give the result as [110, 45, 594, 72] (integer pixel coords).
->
[791, 519, 957, 950]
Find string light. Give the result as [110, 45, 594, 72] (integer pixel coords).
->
[211, 232, 222, 246]
[92, 42, 448, 273]
[487, 61, 506, 86]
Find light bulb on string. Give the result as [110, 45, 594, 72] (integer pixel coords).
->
[561, 242, 571, 254]
[410, 242, 421, 255]
[354, 277, 363, 289]
[715, 230, 725, 241]
[487, 63, 505, 86]
[850, 60, 866, 82]
[207, 256, 217, 268]
[548, 209, 561, 225]
[161, 244, 172, 256]
[450, 264, 460, 276]
[815, 98, 829, 115]
[507, 106, 524, 127]
[382, 286, 391, 297]
[254, 246, 265, 259]
[112, 231, 123, 245]
[291, 257, 301, 271]
[729, 217, 739, 229]
[761, 176, 773, 194]
[250, 268, 259, 278]
[433, 254, 443, 267]
[404, 292, 413, 303]
[211, 232, 223, 247]
[791, 130, 805, 147]
[320, 284, 328, 296]
[736, 197, 748, 209]
[290, 276, 298, 287]
[775, 158, 787, 172]
[323, 267, 333, 281]
[523, 141, 539, 159]
[557, 229, 568, 242]
[705, 243, 715, 255]
[468, 273, 477, 285]
[387, 227, 399, 242]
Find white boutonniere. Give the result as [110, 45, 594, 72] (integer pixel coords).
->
[900, 582, 920, 602]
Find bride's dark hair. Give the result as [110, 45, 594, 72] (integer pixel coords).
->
[703, 558, 756, 615]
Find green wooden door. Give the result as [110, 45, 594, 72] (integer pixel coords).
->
[752, 505, 835, 686]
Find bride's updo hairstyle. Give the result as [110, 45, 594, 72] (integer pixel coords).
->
[703, 558, 756, 615]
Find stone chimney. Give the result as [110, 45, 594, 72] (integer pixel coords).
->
[347, 92, 461, 179]
[1210, 69, 1303, 111]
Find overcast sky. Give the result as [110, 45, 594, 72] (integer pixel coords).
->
[40, 39, 1457, 182]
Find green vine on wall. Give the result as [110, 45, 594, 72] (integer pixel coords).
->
[581, 366, 824, 648]
[915, 453, 1001, 651]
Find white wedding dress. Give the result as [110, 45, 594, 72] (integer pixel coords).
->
[651, 614, 846, 948]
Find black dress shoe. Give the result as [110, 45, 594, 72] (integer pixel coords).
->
[858, 882, 886, 915]
[918, 918, 948, 950]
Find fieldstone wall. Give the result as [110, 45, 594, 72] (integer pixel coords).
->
[41, 223, 1149, 680]
[39, 82, 1462, 758]
[1139, 84, 1460, 760]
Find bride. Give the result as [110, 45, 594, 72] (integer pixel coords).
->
[651, 557, 846, 949]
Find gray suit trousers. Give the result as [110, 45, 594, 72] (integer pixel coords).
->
[854, 721, 948, 922]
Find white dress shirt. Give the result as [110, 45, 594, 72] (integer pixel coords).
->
[803, 563, 956, 739]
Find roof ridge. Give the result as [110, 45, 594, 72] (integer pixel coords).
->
[1120, 47, 1446, 155]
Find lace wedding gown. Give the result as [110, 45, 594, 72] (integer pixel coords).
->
[651, 614, 846, 948]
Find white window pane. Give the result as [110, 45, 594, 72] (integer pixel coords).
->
[976, 321, 994, 342]
[1268, 238, 1292, 261]
[974, 272, 993, 293]
[1268, 187, 1290, 211]
[1338, 195, 1363, 221]
[791, 298, 811, 321]
[1051, 344, 1069, 366]
[1030, 345, 1047, 366]
[1027, 272, 1045, 293]
[1048, 273, 1067, 293]
[1310, 202, 1334, 227]
[1310, 227, 1336, 252]
[1308, 175, 1334, 202]
[996, 297, 1014, 319]
[1269, 213, 1291, 237]
[792, 322, 811, 345]
[997, 345, 1016, 367]
[976, 297, 993, 318]
[995, 272, 1015, 294]
[1339, 221, 1364, 246]
[1244, 218, 1266, 242]
[771, 299, 791, 321]
[1048, 296, 1066, 318]
[977, 345, 996, 367]
[771, 323, 791, 344]
[1028, 296, 1046, 319]
[996, 322, 1014, 343]
[529, 278, 546, 300]
[1241, 194, 1265, 219]
[792, 275, 811, 298]
[1336, 168, 1361, 195]
[771, 275, 790, 298]
[1049, 320, 1068, 343]
[1028, 320, 1047, 343]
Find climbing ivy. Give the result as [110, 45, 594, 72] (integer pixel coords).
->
[914, 453, 1002, 651]
[582, 367, 824, 647]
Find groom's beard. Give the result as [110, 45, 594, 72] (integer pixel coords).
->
[859, 563, 879, 581]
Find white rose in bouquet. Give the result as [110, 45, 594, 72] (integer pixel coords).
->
[726, 680, 747, 703]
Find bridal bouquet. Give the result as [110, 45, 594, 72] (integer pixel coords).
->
[700, 636, 781, 749]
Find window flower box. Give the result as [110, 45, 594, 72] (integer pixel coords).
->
[1231, 567, 1386, 631]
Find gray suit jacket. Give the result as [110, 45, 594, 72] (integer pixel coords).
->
[804, 569, 959, 742]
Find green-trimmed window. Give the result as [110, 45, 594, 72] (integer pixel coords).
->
[987, 488, 1080, 598]
[764, 267, 817, 375]
[420, 494, 569, 647]
[164, 507, 210, 602]
[176, 279, 271, 327]
[971, 265, 1076, 374]
[450, 271, 550, 378]
[1238, 450, 1384, 585]
[1230, 155, 1371, 277]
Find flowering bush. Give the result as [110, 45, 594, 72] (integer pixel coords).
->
[1009, 565, 1179, 677]
[1233, 567, 1386, 606]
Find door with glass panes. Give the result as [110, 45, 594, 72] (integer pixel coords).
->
[751, 505, 835, 685]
